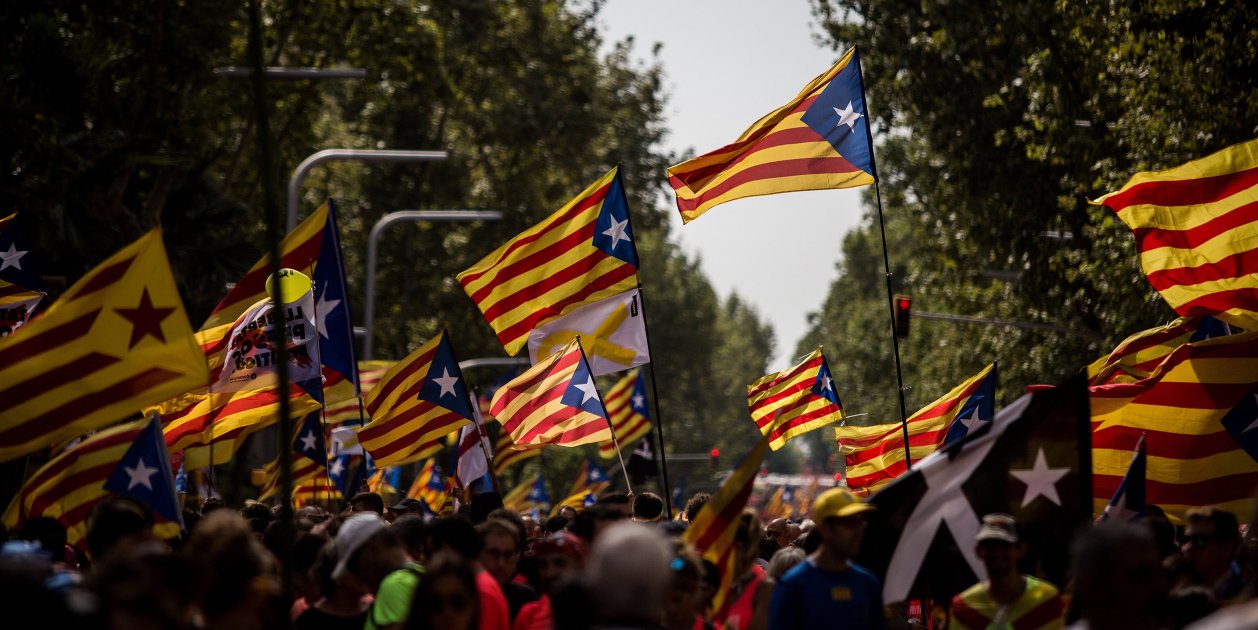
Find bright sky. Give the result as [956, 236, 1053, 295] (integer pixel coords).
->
[598, 0, 867, 370]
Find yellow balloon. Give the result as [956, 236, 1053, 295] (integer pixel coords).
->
[264, 268, 313, 304]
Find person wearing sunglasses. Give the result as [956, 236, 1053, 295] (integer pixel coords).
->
[1182, 506, 1246, 605]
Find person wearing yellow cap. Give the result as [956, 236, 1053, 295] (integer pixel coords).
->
[768, 487, 884, 629]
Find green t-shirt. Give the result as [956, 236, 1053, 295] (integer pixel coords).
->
[365, 562, 424, 630]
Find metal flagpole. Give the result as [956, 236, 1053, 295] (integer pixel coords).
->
[852, 46, 913, 467]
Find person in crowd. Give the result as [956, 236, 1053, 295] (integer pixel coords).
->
[949, 513, 1063, 630]
[598, 493, 633, 519]
[684, 493, 711, 524]
[351, 492, 387, 515]
[567, 503, 627, 542]
[17, 516, 75, 570]
[392, 515, 430, 565]
[429, 515, 511, 629]
[389, 498, 424, 522]
[514, 530, 587, 630]
[557, 505, 579, 522]
[479, 518, 538, 620]
[769, 487, 883, 630]
[1065, 522, 1163, 629]
[1145, 505, 1181, 561]
[663, 545, 717, 630]
[405, 550, 481, 630]
[85, 497, 158, 564]
[1182, 506, 1247, 604]
[585, 521, 673, 627]
[520, 514, 544, 541]
[715, 510, 768, 630]
[766, 547, 805, 581]
[181, 510, 280, 630]
[85, 540, 196, 629]
[333, 512, 419, 630]
[470, 492, 505, 524]
[295, 542, 372, 630]
[764, 519, 793, 552]
[290, 531, 331, 620]
[544, 516, 569, 534]
[633, 492, 666, 524]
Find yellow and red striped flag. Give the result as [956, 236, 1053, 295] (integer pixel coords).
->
[762, 485, 786, 520]
[503, 473, 550, 513]
[406, 458, 450, 512]
[1087, 317, 1227, 386]
[324, 360, 395, 424]
[490, 339, 613, 448]
[358, 331, 474, 467]
[492, 429, 541, 477]
[457, 167, 640, 356]
[683, 432, 771, 616]
[0, 229, 208, 462]
[567, 459, 611, 498]
[1091, 330, 1258, 521]
[552, 488, 598, 515]
[2, 419, 181, 550]
[599, 368, 653, 459]
[747, 348, 845, 450]
[258, 454, 328, 502]
[667, 47, 876, 223]
[837, 362, 997, 495]
[293, 477, 342, 508]
[156, 385, 322, 468]
[1093, 138, 1258, 328]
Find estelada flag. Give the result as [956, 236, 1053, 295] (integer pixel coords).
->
[1086, 317, 1228, 386]
[667, 47, 876, 223]
[1092, 137, 1258, 328]
[458, 167, 640, 356]
[747, 347, 844, 450]
[0, 287, 43, 337]
[599, 368, 653, 459]
[0, 211, 43, 292]
[490, 338, 613, 448]
[0, 229, 207, 461]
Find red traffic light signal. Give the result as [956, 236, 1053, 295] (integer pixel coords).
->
[893, 295, 912, 338]
[709, 448, 720, 458]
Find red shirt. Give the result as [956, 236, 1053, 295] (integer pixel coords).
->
[512, 594, 552, 630]
[477, 569, 511, 630]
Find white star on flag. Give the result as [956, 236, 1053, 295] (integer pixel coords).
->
[957, 406, 986, 434]
[602, 217, 631, 250]
[299, 430, 319, 452]
[330, 458, 345, 477]
[573, 376, 599, 405]
[631, 393, 646, 409]
[432, 368, 460, 398]
[1010, 448, 1070, 507]
[0, 244, 27, 272]
[124, 457, 159, 491]
[833, 101, 864, 131]
[821, 374, 834, 392]
[315, 285, 341, 339]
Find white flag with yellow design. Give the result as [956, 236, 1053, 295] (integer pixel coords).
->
[526, 288, 648, 376]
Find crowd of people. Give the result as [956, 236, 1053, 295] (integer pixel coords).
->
[3, 486, 1258, 629]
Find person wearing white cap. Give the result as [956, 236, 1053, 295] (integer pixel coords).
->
[331, 512, 422, 630]
[948, 513, 1064, 630]
[768, 487, 884, 629]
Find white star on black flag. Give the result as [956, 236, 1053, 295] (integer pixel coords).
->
[856, 374, 1091, 604]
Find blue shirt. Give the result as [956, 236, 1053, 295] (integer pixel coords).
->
[768, 558, 884, 630]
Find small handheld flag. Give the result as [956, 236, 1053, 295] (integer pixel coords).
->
[490, 338, 613, 448]
[103, 416, 183, 527]
[747, 348, 845, 450]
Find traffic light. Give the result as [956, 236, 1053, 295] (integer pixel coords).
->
[893, 295, 912, 338]
[709, 448, 720, 470]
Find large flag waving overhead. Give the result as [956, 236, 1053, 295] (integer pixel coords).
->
[857, 377, 1091, 604]
[490, 338, 613, 448]
[747, 347, 845, 450]
[1092, 138, 1258, 328]
[837, 362, 997, 495]
[311, 199, 360, 396]
[600, 368, 653, 459]
[358, 330, 475, 467]
[0, 229, 207, 461]
[1090, 329, 1258, 520]
[492, 429, 541, 477]
[667, 47, 875, 223]
[458, 167, 640, 356]
[1087, 317, 1228, 386]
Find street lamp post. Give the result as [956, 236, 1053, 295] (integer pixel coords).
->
[286, 149, 449, 230]
[363, 210, 504, 360]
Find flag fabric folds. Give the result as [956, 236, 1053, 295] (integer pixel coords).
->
[554, 489, 598, 514]
[1090, 330, 1258, 520]
[1086, 317, 1227, 386]
[1097, 434, 1147, 524]
[747, 347, 845, 450]
[157, 385, 322, 468]
[1092, 137, 1258, 328]
[526, 288, 649, 376]
[600, 368, 653, 459]
[683, 432, 772, 616]
[0, 229, 208, 462]
[856, 378, 1091, 604]
[102, 416, 183, 527]
[0, 212, 43, 292]
[325, 361, 394, 424]
[492, 430, 541, 477]
[358, 330, 475, 467]
[3, 418, 182, 549]
[567, 459, 611, 498]
[837, 362, 997, 495]
[504, 474, 550, 513]
[458, 167, 640, 356]
[454, 422, 491, 490]
[258, 412, 331, 502]
[406, 459, 450, 512]
[310, 200, 361, 395]
[490, 338, 614, 448]
[0, 287, 43, 337]
[666, 47, 876, 223]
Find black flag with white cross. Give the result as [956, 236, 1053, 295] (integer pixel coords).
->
[856, 374, 1091, 604]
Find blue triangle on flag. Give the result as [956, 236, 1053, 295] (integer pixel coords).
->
[293, 411, 328, 465]
[586, 459, 609, 484]
[630, 370, 651, 416]
[103, 417, 183, 527]
[799, 48, 874, 176]
[313, 199, 360, 395]
[561, 351, 607, 417]
[590, 171, 639, 267]
[528, 475, 550, 505]
[812, 354, 842, 407]
[0, 213, 43, 290]
[944, 366, 1000, 445]
[419, 332, 475, 419]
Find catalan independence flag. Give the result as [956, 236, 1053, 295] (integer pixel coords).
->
[1090, 329, 1258, 521]
[1093, 138, 1258, 329]
[599, 368, 653, 459]
[0, 229, 208, 462]
[667, 47, 876, 223]
[747, 348, 845, 450]
[1087, 317, 1228, 386]
[457, 167, 640, 356]
[683, 432, 771, 616]
[837, 362, 997, 495]
[567, 459, 610, 498]
[406, 458, 449, 512]
[257, 412, 329, 502]
[504, 473, 550, 513]
[0, 211, 43, 292]
[3, 418, 182, 549]
[492, 429, 541, 477]
[324, 360, 394, 424]
[358, 330, 475, 467]
[490, 338, 613, 448]
[156, 385, 322, 468]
